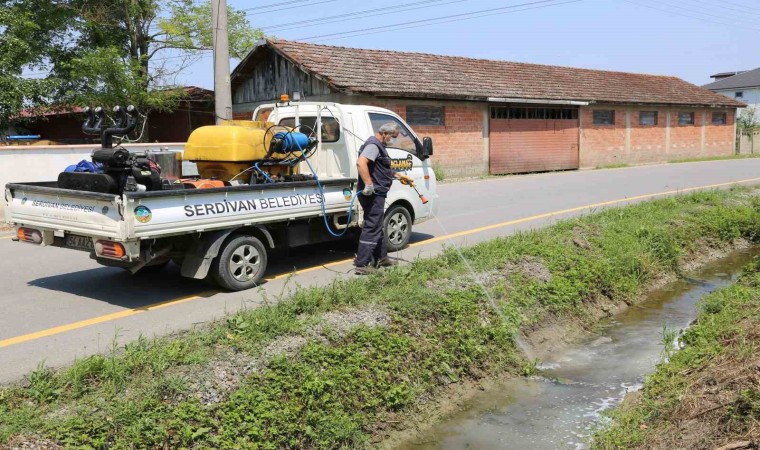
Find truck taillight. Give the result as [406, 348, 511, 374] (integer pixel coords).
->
[17, 227, 42, 244]
[95, 240, 126, 259]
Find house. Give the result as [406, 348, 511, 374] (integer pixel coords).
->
[230, 39, 743, 176]
[4, 87, 215, 145]
[703, 67, 760, 113]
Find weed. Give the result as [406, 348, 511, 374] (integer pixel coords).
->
[668, 154, 760, 164]
[432, 164, 445, 181]
[659, 325, 678, 362]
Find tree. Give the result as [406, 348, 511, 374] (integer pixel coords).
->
[0, 0, 76, 126]
[0, 0, 262, 130]
[737, 107, 758, 132]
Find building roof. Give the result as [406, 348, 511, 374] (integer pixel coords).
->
[15, 86, 214, 119]
[233, 39, 743, 108]
[703, 67, 760, 91]
[710, 70, 747, 79]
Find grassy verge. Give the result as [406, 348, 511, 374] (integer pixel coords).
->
[1, 187, 759, 449]
[594, 163, 630, 170]
[668, 154, 760, 164]
[591, 256, 760, 450]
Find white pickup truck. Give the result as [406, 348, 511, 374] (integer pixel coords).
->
[4, 102, 438, 290]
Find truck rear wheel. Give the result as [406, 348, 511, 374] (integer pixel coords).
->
[211, 235, 268, 291]
[384, 204, 412, 252]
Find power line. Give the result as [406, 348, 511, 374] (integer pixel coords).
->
[716, 0, 760, 13]
[245, 0, 337, 16]
[260, 0, 471, 32]
[654, 0, 760, 25]
[296, 0, 581, 42]
[619, 0, 760, 31]
[242, 0, 328, 11]
[685, 0, 760, 16]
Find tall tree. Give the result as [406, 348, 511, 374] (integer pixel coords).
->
[0, 0, 261, 129]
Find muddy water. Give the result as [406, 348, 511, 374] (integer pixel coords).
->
[395, 249, 759, 450]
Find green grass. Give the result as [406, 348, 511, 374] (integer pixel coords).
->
[591, 256, 760, 449]
[595, 163, 630, 170]
[668, 153, 760, 164]
[432, 164, 446, 182]
[1, 187, 758, 449]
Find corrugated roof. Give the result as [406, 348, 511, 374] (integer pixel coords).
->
[703, 67, 760, 91]
[233, 39, 744, 108]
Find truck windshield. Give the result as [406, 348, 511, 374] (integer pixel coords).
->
[368, 113, 418, 155]
[279, 116, 341, 143]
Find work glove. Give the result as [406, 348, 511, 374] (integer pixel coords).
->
[398, 174, 414, 186]
[362, 184, 375, 196]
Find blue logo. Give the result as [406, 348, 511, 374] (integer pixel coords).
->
[134, 206, 152, 223]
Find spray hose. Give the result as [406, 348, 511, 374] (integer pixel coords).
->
[294, 136, 358, 238]
[292, 128, 426, 238]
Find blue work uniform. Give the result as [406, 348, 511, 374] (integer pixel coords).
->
[355, 136, 394, 267]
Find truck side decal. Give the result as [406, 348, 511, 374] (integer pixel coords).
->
[183, 193, 324, 218]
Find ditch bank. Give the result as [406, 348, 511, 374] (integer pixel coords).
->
[0, 187, 758, 449]
[387, 248, 758, 450]
[590, 256, 760, 450]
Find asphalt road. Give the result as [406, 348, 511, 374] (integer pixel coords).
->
[1, 159, 759, 383]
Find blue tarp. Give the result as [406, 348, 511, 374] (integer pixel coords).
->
[64, 160, 103, 173]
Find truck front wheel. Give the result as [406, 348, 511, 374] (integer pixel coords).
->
[211, 235, 268, 291]
[384, 204, 412, 252]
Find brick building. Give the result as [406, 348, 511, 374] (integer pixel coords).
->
[231, 39, 744, 176]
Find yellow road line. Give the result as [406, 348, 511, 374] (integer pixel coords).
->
[0, 292, 214, 348]
[1, 177, 759, 348]
[411, 177, 760, 247]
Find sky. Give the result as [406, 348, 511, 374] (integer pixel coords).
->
[178, 0, 759, 89]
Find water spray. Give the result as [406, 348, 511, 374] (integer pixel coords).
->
[428, 213, 536, 360]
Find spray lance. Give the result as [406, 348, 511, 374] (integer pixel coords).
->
[398, 175, 428, 204]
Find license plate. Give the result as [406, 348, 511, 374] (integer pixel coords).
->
[65, 235, 94, 251]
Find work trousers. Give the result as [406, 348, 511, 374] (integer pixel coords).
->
[354, 194, 387, 267]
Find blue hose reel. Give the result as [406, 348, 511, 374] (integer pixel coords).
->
[269, 131, 315, 155]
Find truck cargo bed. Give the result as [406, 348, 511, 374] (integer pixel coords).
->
[5, 178, 356, 241]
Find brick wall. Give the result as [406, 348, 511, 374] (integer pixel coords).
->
[580, 106, 735, 168]
[354, 98, 487, 177]
[704, 109, 735, 157]
[579, 107, 627, 167]
[629, 110, 667, 164]
[668, 109, 703, 160]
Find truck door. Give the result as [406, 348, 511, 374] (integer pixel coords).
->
[366, 112, 434, 220]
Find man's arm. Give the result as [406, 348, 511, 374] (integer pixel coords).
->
[357, 156, 373, 186]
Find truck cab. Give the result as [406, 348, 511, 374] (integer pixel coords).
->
[254, 101, 439, 243]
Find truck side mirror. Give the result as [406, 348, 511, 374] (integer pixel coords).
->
[421, 137, 433, 160]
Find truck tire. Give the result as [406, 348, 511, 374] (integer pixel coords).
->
[384, 204, 412, 252]
[211, 234, 268, 291]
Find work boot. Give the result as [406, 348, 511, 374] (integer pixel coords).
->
[354, 265, 378, 275]
[375, 257, 398, 268]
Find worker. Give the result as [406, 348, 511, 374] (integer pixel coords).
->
[354, 123, 413, 275]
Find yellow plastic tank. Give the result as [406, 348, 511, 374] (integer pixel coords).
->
[184, 120, 275, 182]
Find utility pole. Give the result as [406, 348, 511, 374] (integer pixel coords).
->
[212, 0, 232, 124]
